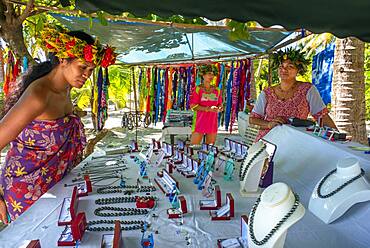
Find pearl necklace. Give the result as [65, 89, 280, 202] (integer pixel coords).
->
[95, 196, 157, 205]
[94, 207, 149, 217]
[239, 144, 266, 181]
[317, 169, 365, 198]
[97, 185, 156, 194]
[87, 219, 145, 232]
[249, 193, 300, 246]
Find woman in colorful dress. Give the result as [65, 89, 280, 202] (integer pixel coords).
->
[190, 65, 223, 145]
[249, 48, 337, 141]
[0, 28, 116, 223]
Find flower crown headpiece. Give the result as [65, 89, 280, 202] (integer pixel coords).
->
[271, 48, 310, 75]
[40, 28, 117, 68]
[198, 64, 219, 75]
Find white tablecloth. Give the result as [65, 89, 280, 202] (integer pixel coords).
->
[1, 124, 370, 248]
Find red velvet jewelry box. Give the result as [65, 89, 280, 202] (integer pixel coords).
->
[199, 185, 221, 210]
[210, 193, 234, 221]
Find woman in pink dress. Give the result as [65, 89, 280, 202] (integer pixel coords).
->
[250, 48, 337, 141]
[190, 65, 223, 144]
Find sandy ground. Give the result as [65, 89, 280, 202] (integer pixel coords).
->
[84, 110, 243, 152]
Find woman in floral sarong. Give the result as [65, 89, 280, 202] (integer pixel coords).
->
[0, 29, 116, 223]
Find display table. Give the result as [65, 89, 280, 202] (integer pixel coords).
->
[162, 126, 192, 144]
[1, 125, 370, 248]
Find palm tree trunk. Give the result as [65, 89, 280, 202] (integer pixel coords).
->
[332, 37, 367, 145]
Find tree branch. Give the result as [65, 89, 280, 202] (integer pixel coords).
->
[28, 8, 47, 17]
[18, 0, 34, 23]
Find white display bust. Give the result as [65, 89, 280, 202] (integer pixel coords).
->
[240, 140, 269, 197]
[309, 157, 370, 224]
[248, 182, 305, 248]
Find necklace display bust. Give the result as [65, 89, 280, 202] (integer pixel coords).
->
[309, 157, 370, 224]
[248, 182, 305, 248]
[240, 141, 269, 197]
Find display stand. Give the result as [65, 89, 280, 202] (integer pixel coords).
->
[25, 240, 41, 248]
[309, 157, 370, 224]
[181, 157, 198, 178]
[217, 215, 249, 248]
[57, 212, 87, 246]
[163, 142, 174, 159]
[210, 193, 234, 221]
[240, 139, 277, 197]
[101, 220, 123, 248]
[77, 175, 92, 197]
[167, 196, 188, 219]
[239, 141, 269, 197]
[199, 185, 221, 210]
[154, 169, 179, 196]
[213, 157, 226, 177]
[247, 183, 305, 248]
[58, 186, 79, 226]
[130, 140, 139, 152]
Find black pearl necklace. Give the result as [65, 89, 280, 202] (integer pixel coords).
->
[95, 196, 157, 205]
[97, 185, 156, 194]
[94, 206, 149, 217]
[87, 219, 145, 232]
[249, 192, 300, 246]
[239, 144, 266, 181]
[317, 169, 365, 198]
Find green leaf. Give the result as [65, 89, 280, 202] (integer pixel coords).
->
[89, 16, 93, 29]
[97, 11, 108, 26]
[36, 18, 44, 33]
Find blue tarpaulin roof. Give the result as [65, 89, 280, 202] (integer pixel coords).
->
[52, 14, 292, 64]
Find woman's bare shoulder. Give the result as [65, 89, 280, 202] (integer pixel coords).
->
[21, 77, 53, 106]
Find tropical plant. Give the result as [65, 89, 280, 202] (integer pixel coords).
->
[70, 65, 132, 110]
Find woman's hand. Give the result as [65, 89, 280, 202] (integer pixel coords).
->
[268, 117, 286, 129]
[208, 106, 223, 112]
[0, 198, 9, 224]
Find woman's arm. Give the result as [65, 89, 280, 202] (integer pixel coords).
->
[249, 116, 284, 130]
[0, 85, 47, 151]
[0, 195, 8, 224]
[321, 114, 338, 130]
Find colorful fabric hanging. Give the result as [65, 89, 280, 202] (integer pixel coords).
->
[22, 56, 28, 73]
[160, 69, 165, 121]
[186, 67, 192, 110]
[245, 59, 252, 102]
[230, 62, 241, 132]
[224, 63, 234, 131]
[145, 68, 151, 113]
[172, 69, 178, 109]
[154, 68, 161, 124]
[238, 60, 246, 112]
[167, 68, 174, 110]
[163, 68, 170, 121]
[218, 63, 225, 126]
[96, 67, 109, 131]
[4, 51, 19, 97]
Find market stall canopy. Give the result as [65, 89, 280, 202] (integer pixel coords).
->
[75, 0, 370, 42]
[53, 14, 292, 64]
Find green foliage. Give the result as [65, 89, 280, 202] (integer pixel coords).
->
[108, 65, 131, 109]
[70, 65, 132, 110]
[271, 47, 310, 75]
[227, 20, 250, 41]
